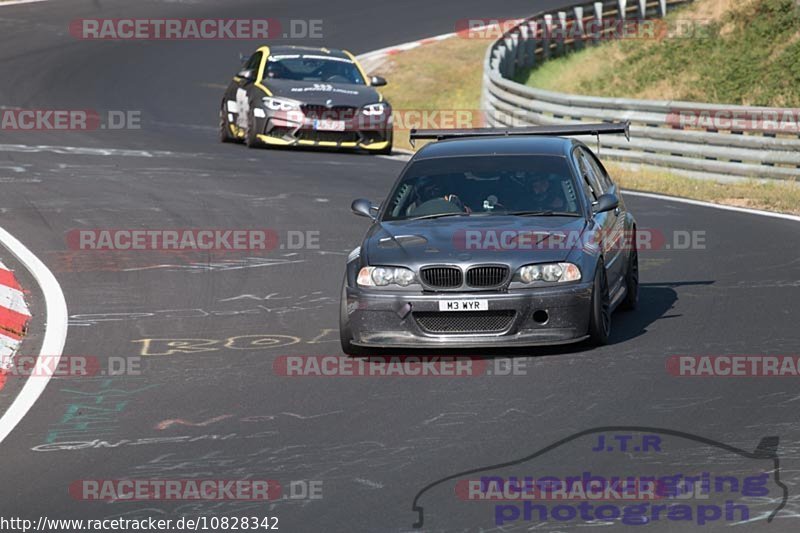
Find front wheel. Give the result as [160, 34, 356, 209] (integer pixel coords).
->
[245, 109, 261, 148]
[219, 109, 236, 143]
[587, 261, 611, 346]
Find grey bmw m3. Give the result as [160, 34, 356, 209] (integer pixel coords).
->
[340, 123, 638, 354]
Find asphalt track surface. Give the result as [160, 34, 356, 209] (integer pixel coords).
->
[0, 1, 799, 532]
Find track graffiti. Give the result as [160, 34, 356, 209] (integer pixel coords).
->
[133, 329, 339, 356]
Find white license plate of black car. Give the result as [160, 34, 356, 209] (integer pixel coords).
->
[313, 119, 345, 131]
[438, 299, 489, 312]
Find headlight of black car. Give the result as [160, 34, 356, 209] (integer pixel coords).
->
[262, 96, 302, 111]
[361, 103, 388, 116]
[514, 262, 581, 284]
[357, 266, 416, 287]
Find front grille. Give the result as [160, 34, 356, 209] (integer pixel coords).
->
[301, 105, 357, 120]
[414, 311, 516, 334]
[466, 265, 509, 288]
[296, 130, 359, 143]
[420, 266, 462, 289]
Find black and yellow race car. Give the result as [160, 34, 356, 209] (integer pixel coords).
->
[219, 45, 392, 154]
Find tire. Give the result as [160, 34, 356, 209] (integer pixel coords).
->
[587, 260, 611, 346]
[339, 282, 368, 356]
[245, 108, 261, 149]
[620, 238, 639, 311]
[219, 109, 236, 143]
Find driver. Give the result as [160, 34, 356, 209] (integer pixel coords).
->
[319, 61, 351, 83]
[528, 174, 566, 210]
[266, 60, 291, 79]
[406, 177, 470, 215]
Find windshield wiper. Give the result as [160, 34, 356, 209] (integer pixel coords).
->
[506, 210, 581, 217]
[406, 212, 470, 221]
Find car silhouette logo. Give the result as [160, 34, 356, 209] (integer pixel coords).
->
[411, 425, 787, 528]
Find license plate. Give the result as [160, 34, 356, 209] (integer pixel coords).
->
[438, 299, 489, 312]
[313, 119, 345, 131]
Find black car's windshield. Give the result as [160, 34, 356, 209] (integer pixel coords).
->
[382, 155, 581, 221]
[266, 54, 366, 85]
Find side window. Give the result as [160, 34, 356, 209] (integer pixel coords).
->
[573, 149, 599, 201]
[580, 150, 605, 196]
[244, 52, 262, 75]
[584, 149, 614, 192]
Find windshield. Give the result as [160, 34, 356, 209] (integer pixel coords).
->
[265, 54, 366, 84]
[382, 155, 582, 221]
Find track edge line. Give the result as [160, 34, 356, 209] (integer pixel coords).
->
[623, 190, 800, 223]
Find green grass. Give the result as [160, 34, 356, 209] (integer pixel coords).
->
[519, 0, 800, 106]
[370, 37, 489, 151]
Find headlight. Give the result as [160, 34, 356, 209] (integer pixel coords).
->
[362, 103, 387, 116]
[516, 262, 581, 284]
[357, 266, 416, 287]
[262, 97, 301, 111]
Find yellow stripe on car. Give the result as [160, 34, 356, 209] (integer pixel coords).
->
[360, 141, 390, 150]
[257, 134, 293, 145]
[253, 46, 273, 95]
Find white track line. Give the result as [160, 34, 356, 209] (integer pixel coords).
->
[0, 0, 49, 6]
[624, 191, 800, 223]
[0, 226, 68, 445]
[357, 33, 458, 61]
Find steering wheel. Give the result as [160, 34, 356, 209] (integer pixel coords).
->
[444, 194, 465, 211]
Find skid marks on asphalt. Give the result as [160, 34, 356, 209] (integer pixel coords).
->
[69, 291, 335, 327]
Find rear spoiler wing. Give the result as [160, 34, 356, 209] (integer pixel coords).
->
[409, 122, 630, 148]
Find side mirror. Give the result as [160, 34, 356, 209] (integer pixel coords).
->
[352, 198, 377, 219]
[592, 193, 620, 214]
[237, 69, 255, 80]
[370, 76, 388, 87]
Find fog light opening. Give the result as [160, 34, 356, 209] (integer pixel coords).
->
[532, 310, 549, 324]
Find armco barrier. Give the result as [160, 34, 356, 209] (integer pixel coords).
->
[481, 0, 800, 180]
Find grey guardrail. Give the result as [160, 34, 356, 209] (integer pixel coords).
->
[481, 0, 800, 180]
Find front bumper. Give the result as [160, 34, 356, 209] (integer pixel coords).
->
[253, 108, 392, 150]
[344, 282, 593, 348]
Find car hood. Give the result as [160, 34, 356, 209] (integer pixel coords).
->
[362, 216, 588, 268]
[263, 79, 383, 108]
